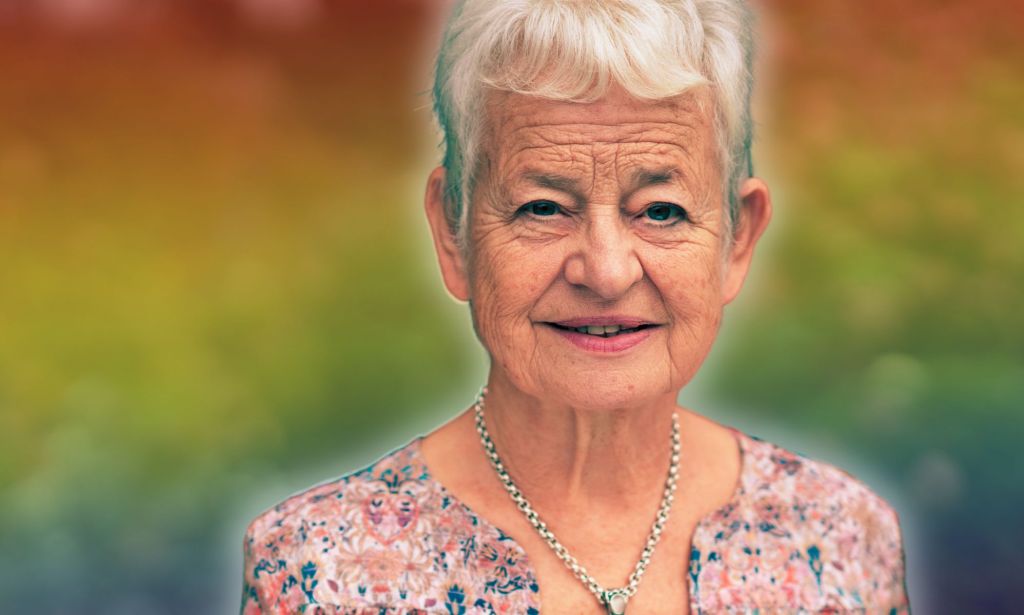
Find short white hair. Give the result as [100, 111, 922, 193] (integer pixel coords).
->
[432, 0, 756, 244]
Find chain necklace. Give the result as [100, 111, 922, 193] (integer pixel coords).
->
[473, 388, 680, 615]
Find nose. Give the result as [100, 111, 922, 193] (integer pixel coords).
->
[563, 212, 643, 299]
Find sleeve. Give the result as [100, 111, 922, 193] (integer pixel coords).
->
[240, 522, 268, 615]
[865, 498, 911, 613]
[240, 512, 319, 615]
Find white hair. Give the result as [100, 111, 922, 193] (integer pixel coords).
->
[432, 0, 756, 244]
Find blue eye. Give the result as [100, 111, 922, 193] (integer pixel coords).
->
[644, 202, 687, 223]
[520, 200, 561, 217]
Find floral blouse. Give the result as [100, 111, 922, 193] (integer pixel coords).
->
[240, 429, 909, 614]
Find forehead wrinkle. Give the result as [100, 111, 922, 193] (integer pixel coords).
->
[500, 120, 702, 150]
[481, 89, 716, 193]
[491, 106, 711, 206]
[489, 93, 703, 142]
[486, 89, 707, 131]
[495, 119, 700, 176]
[502, 145, 592, 183]
[504, 140, 692, 173]
[499, 143, 575, 183]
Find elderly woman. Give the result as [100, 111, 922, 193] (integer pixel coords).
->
[240, 1, 909, 613]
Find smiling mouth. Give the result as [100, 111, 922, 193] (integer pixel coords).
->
[546, 323, 657, 338]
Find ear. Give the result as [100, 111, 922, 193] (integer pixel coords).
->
[722, 177, 772, 305]
[424, 166, 470, 302]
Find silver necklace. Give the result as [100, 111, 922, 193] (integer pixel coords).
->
[473, 388, 680, 615]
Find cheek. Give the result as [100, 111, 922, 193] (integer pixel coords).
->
[649, 250, 726, 389]
[468, 238, 563, 343]
[647, 244, 727, 314]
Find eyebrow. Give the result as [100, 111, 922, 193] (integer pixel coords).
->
[628, 167, 681, 191]
[524, 172, 583, 194]
[519, 166, 682, 204]
[522, 172, 587, 206]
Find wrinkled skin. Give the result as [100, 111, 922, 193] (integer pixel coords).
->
[427, 85, 770, 412]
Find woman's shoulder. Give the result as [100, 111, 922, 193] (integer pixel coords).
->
[239, 439, 541, 614]
[244, 439, 431, 544]
[241, 440, 428, 612]
[691, 429, 909, 612]
[733, 430, 903, 531]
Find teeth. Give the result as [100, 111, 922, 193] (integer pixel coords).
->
[574, 325, 626, 336]
[562, 324, 640, 336]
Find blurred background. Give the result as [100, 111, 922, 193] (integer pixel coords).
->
[1, 0, 1021, 613]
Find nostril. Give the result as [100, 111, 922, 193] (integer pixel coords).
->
[562, 234, 643, 299]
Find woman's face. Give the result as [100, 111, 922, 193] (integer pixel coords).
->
[427, 86, 770, 410]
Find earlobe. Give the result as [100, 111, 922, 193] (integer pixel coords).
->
[424, 167, 471, 302]
[722, 177, 773, 305]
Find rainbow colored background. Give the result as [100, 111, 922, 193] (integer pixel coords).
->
[1, 1, 1021, 613]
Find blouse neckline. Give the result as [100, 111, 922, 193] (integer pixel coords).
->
[407, 426, 752, 613]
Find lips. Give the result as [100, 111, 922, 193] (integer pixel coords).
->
[545, 321, 656, 353]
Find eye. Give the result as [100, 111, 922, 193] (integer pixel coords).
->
[643, 202, 688, 224]
[518, 200, 562, 217]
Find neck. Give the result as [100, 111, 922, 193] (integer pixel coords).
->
[480, 373, 678, 513]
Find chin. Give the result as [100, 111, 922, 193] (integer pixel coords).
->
[540, 371, 674, 412]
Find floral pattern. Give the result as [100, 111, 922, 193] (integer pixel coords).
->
[241, 430, 908, 613]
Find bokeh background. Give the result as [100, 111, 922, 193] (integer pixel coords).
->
[1, 0, 1021, 613]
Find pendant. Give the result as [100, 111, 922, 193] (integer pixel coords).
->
[602, 589, 629, 615]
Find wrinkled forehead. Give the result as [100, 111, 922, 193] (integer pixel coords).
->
[480, 87, 719, 188]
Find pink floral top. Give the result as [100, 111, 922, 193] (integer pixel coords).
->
[240, 430, 909, 614]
